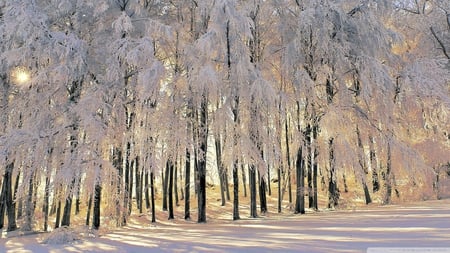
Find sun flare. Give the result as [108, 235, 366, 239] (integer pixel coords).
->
[11, 67, 31, 85]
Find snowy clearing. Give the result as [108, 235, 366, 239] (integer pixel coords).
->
[1, 199, 449, 253]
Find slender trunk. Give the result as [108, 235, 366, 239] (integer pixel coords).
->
[93, 183, 102, 230]
[232, 161, 240, 220]
[312, 155, 318, 210]
[363, 182, 372, 205]
[249, 166, 257, 218]
[54, 200, 61, 229]
[285, 118, 292, 204]
[139, 169, 144, 213]
[113, 147, 123, 227]
[61, 180, 74, 227]
[369, 136, 379, 192]
[295, 147, 305, 214]
[168, 160, 175, 220]
[215, 136, 226, 206]
[185, 149, 191, 220]
[86, 194, 92, 226]
[277, 167, 282, 213]
[145, 172, 150, 210]
[150, 171, 156, 223]
[0, 162, 17, 231]
[384, 142, 392, 205]
[174, 162, 179, 207]
[128, 158, 133, 215]
[124, 142, 131, 220]
[13, 171, 20, 219]
[0, 177, 4, 230]
[75, 191, 81, 215]
[162, 162, 169, 211]
[327, 138, 339, 209]
[241, 164, 247, 198]
[224, 168, 230, 201]
[43, 174, 50, 231]
[197, 94, 208, 223]
[258, 170, 267, 214]
[267, 166, 271, 196]
[23, 173, 34, 231]
[356, 126, 371, 205]
[135, 157, 141, 213]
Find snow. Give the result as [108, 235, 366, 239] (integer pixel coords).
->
[1, 199, 449, 253]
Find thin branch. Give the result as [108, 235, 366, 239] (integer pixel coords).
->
[430, 26, 450, 59]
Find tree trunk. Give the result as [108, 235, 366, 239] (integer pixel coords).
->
[197, 93, 208, 223]
[249, 166, 257, 218]
[356, 126, 371, 205]
[384, 142, 392, 205]
[0, 162, 17, 231]
[363, 181, 372, 205]
[54, 200, 61, 229]
[241, 164, 247, 198]
[43, 174, 50, 231]
[295, 147, 305, 214]
[61, 180, 74, 227]
[369, 136, 379, 193]
[174, 162, 179, 207]
[86, 194, 92, 226]
[145, 172, 150, 210]
[113, 147, 123, 227]
[215, 136, 226, 206]
[13, 171, 20, 218]
[139, 169, 144, 213]
[93, 183, 101, 230]
[135, 157, 142, 213]
[327, 138, 339, 209]
[224, 168, 230, 201]
[267, 166, 271, 196]
[277, 167, 282, 213]
[168, 159, 175, 220]
[150, 171, 156, 223]
[162, 160, 169, 211]
[258, 170, 267, 214]
[185, 148, 191, 220]
[285, 118, 292, 204]
[232, 161, 240, 220]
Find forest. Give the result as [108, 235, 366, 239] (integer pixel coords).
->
[0, 0, 449, 234]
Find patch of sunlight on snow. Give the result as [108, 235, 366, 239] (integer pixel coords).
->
[316, 227, 435, 232]
[266, 232, 377, 243]
[106, 233, 159, 248]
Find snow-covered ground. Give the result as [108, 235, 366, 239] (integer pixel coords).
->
[1, 199, 450, 253]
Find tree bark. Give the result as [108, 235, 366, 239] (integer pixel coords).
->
[241, 164, 247, 198]
[162, 160, 169, 211]
[327, 138, 339, 209]
[145, 172, 150, 210]
[168, 159, 175, 220]
[249, 166, 257, 218]
[0, 162, 17, 231]
[86, 194, 92, 226]
[215, 136, 226, 206]
[93, 183, 102, 229]
[185, 148, 191, 220]
[54, 200, 61, 229]
[233, 161, 240, 220]
[150, 171, 156, 223]
[61, 180, 74, 227]
[197, 94, 208, 223]
[295, 147, 305, 214]
[258, 170, 267, 214]
[43, 174, 51, 231]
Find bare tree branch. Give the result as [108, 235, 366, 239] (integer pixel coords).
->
[430, 26, 450, 59]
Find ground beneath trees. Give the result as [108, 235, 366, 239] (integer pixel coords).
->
[1, 199, 450, 252]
